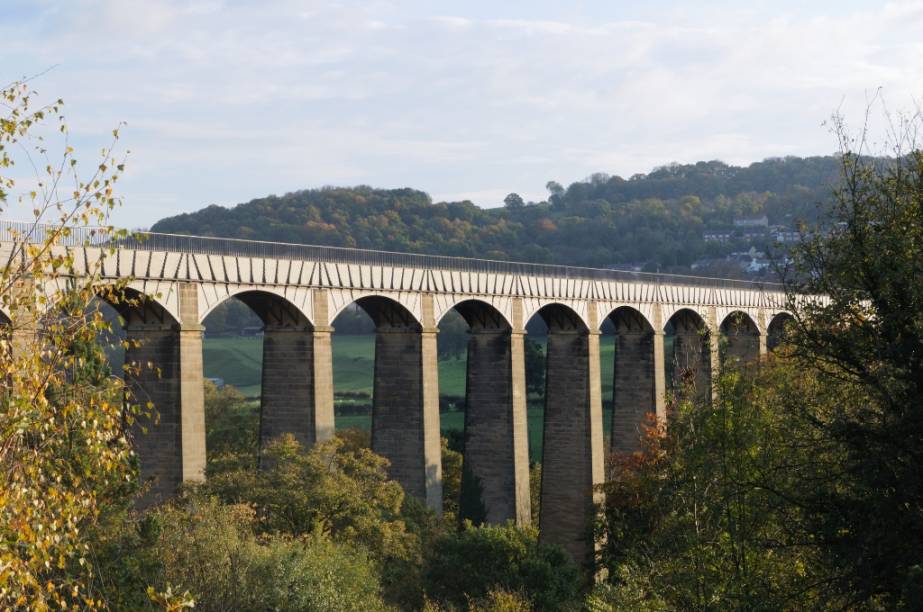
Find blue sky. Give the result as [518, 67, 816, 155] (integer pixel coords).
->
[2, 0, 922, 227]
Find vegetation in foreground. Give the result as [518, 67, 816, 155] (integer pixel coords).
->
[2, 81, 922, 609]
[591, 114, 923, 610]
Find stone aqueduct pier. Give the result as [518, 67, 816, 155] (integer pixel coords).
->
[1, 226, 790, 564]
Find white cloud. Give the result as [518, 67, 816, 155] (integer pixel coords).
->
[1, 0, 920, 227]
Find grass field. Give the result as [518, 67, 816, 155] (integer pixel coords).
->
[205, 333, 616, 398]
[204, 333, 618, 462]
[336, 405, 614, 463]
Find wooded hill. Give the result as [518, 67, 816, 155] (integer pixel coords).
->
[152, 156, 841, 276]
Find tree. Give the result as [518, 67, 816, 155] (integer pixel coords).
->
[595, 365, 832, 609]
[424, 523, 581, 610]
[780, 108, 923, 606]
[152, 497, 388, 611]
[0, 79, 150, 608]
[204, 435, 413, 556]
[152, 157, 841, 275]
[546, 181, 565, 209]
[594, 107, 923, 609]
[202, 434, 423, 606]
[503, 192, 525, 209]
[440, 437, 463, 524]
[203, 382, 258, 471]
[93, 495, 388, 611]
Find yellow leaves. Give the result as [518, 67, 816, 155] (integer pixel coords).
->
[0, 79, 141, 609]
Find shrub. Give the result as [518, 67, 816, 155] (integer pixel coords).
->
[424, 523, 580, 610]
[202, 433, 423, 607]
[141, 496, 389, 611]
[204, 381, 259, 471]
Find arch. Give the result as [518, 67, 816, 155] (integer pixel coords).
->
[220, 290, 312, 330]
[606, 306, 656, 453]
[719, 310, 760, 365]
[339, 293, 435, 505]
[71, 277, 183, 324]
[329, 291, 422, 328]
[666, 307, 707, 335]
[199, 286, 312, 326]
[661, 304, 709, 332]
[719, 310, 758, 333]
[532, 300, 598, 562]
[529, 302, 588, 333]
[94, 285, 179, 329]
[199, 290, 326, 462]
[0, 308, 10, 325]
[605, 305, 654, 334]
[767, 312, 795, 351]
[444, 298, 512, 332]
[665, 308, 711, 399]
[523, 300, 590, 332]
[354, 295, 421, 331]
[107, 285, 186, 507]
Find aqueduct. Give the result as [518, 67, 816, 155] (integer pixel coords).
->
[1, 224, 790, 565]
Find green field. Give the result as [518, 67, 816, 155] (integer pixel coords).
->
[204, 334, 473, 398]
[205, 333, 615, 398]
[204, 333, 617, 462]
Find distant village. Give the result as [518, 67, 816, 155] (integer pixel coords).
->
[610, 214, 802, 280]
[695, 214, 799, 277]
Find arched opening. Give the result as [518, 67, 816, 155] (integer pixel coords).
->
[605, 306, 656, 453]
[329, 303, 376, 433]
[720, 311, 761, 365]
[768, 312, 795, 351]
[526, 303, 597, 565]
[435, 307, 468, 451]
[201, 297, 261, 468]
[202, 297, 262, 395]
[201, 291, 322, 470]
[665, 308, 711, 402]
[522, 315, 547, 466]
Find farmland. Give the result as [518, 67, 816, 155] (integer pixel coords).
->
[203, 333, 618, 461]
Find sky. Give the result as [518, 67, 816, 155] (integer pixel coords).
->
[2, 0, 923, 227]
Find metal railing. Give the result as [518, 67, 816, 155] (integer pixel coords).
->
[0, 220, 783, 291]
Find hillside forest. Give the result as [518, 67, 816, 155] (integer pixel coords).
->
[151, 156, 842, 279]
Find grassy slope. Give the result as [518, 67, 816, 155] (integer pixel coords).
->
[204, 333, 616, 462]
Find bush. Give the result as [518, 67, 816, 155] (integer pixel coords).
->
[204, 435, 414, 560]
[204, 381, 258, 469]
[424, 523, 580, 611]
[202, 433, 424, 608]
[468, 589, 534, 612]
[441, 437, 463, 524]
[595, 364, 837, 609]
[140, 496, 389, 611]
